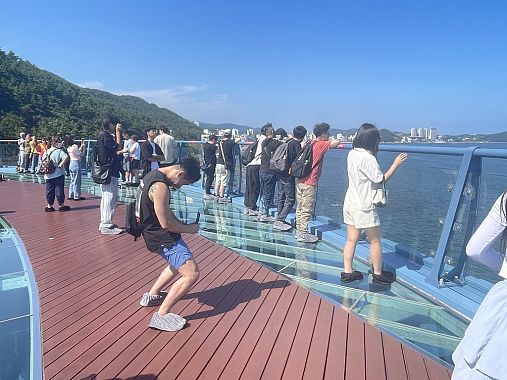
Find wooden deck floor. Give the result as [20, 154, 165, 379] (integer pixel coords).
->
[1, 180, 453, 379]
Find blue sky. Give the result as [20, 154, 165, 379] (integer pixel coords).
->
[1, 0, 506, 134]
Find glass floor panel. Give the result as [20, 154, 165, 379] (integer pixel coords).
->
[0, 169, 467, 366]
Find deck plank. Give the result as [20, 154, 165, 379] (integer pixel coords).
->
[0, 180, 453, 379]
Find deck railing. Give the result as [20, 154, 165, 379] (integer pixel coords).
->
[1, 139, 504, 311]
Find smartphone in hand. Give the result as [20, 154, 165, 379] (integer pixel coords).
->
[195, 211, 200, 223]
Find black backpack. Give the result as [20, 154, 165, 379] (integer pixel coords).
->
[125, 182, 145, 241]
[290, 141, 314, 178]
[241, 141, 259, 166]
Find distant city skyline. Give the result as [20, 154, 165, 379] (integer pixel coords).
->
[1, 1, 507, 135]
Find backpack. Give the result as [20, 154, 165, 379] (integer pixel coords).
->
[240, 141, 259, 166]
[270, 140, 290, 172]
[39, 149, 59, 174]
[290, 141, 314, 178]
[125, 181, 145, 241]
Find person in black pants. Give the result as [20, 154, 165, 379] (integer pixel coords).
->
[273, 125, 307, 231]
[202, 135, 217, 200]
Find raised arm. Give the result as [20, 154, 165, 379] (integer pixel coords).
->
[383, 153, 407, 182]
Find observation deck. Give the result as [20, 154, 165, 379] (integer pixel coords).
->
[0, 173, 453, 379]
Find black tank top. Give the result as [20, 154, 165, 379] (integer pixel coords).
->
[140, 170, 181, 252]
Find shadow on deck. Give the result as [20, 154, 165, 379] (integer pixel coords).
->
[1, 180, 452, 379]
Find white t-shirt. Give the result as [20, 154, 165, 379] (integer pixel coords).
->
[123, 139, 133, 158]
[247, 135, 266, 166]
[344, 148, 384, 211]
[129, 142, 140, 160]
[154, 133, 175, 164]
[150, 142, 159, 171]
[67, 144, 83, 161]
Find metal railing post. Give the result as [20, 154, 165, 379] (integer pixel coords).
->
[426, 147, 479, 287]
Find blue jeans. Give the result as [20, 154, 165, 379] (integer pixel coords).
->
[69, 160, 82, 198]
[259, 171, 277, 215]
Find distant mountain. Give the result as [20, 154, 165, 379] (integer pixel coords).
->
[0, 49, 202, 139]
[199, 122, 253, 133]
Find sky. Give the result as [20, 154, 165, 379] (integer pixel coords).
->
[1, 0, 507, 135]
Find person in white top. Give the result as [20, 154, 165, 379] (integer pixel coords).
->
[154, 127, 176, 167]
[66, 136, 86, 200]
[341, 123, 407, 285]
[121, 130, 133, 185]
[451, 192, 507, 379]
[243, 123, 269, 215]
[127, 134, 141, 184]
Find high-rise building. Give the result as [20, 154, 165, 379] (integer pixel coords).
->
[418, 128, 427, 139]
[410, 128, 418, 138]
[429, 127, 438, 141]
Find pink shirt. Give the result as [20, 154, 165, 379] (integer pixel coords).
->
[299, 140, 331, 186]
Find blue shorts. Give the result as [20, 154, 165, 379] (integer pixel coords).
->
[159, 239, 193, 270]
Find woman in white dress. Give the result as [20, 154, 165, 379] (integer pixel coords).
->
[341, 123, 407, 285]
[452, 192, 507, 379]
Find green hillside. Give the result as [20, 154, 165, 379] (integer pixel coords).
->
[0, 49, 202, 139]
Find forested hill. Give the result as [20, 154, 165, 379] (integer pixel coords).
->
[0, 49, 202, 139]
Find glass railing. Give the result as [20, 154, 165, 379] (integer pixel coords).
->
[0, 216, 42, 380]
[2, 139, 507, 368]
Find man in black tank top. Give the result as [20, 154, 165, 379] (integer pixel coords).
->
[138, 157, 202, 331]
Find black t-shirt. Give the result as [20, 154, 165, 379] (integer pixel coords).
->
[96, 131, 121, 178]
[260, 138, 282, 173]
[277, 139, 302, 178]
[203, 142, 217, 167]
[216, 139, 235, 168]
[140, 170, 181, 252]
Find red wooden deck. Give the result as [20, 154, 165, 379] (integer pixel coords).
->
[1, 180, 453, 379]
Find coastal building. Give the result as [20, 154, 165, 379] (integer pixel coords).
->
[410, 128, 418, 138]
[429, 127, 438, 141]
[418, 127, 427, 139]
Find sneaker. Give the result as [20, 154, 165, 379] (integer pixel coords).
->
[140, 291, 168, 307]
[295, 231, 305, 242]
[44, 206, 56, 212]
[257, 214, 275, 222]
[340, 270, 364, 283]
[299, 232, 319, 243]
[203, 193, 215, 200]
[218, 197, 232, 203]
[148, 312, 186, 332]
[244, 208, 252, 215]
[100, 226, 124, 235]
[248, 209, 260, 216]
[58, 205, 71, 212]
[372, 272, 395, 285]
[73, 196, 86, 201]
[273, 220, 292, 231]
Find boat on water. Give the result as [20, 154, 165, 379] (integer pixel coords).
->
[1, 140, 505, 378]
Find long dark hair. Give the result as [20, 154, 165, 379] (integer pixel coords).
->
[353, 123, 381, 156]
[500, 192, 507, 258]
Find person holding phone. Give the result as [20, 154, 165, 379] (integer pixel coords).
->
[138, 157, 202, 332]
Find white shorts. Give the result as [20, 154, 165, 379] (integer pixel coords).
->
[214, 164, 230, 186]
[343, 204, 380, 229]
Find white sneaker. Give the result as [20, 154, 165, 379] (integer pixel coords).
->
[148, 312, 186, 332]
[257, 214, 276, 222]
[100, 226, 124, 235]
[273, 220, 292, 231]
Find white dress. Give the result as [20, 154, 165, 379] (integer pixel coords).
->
[452, 194, 507, 379]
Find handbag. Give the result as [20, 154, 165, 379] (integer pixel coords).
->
[372, 181, 388, 207]
[91, 146, 112, 184]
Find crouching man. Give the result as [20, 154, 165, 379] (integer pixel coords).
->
[139, 157, 201, 331]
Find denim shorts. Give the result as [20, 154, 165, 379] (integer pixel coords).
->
[159, 239, 193, 270]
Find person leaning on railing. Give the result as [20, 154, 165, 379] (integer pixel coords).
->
[451, 192, 507, 379]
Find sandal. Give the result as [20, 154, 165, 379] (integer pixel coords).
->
[45, 206, 56, 212]
[340, 270, 363, 283]
[58, 205, 71, 212]
[372, 272, 395, 285]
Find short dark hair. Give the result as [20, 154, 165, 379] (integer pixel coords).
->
[274, 128, 287, 139]
[293, 126, 307, 140]
[131, 134, 139, 142]
[160, 127, 168, 133]
[101, 116, 120, 131]
[261, 122, 273, 135]
[313, 122, 331, 138]
[353, 123, 381, 155]
[122, 130, 131, 137]
[145, 127, 155, 136]
[180, 157, 201, 183]
[208, 134, 217, 141]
